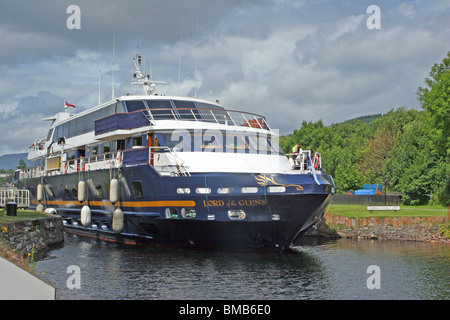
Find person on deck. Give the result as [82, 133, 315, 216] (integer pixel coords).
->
[289, 142, 303, 167]
[292, 142, 302, 154]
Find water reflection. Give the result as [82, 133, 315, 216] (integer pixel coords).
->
[35, 234, 449, 300]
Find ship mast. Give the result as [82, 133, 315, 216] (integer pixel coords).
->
[131, 50, 166, 95]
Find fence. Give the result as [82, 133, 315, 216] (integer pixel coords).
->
[0, 189, 29, 208]
[331, 194, 402, 206]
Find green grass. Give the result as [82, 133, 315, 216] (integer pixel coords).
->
[326, 204, 448, 218]
[0, 209, 51, 224]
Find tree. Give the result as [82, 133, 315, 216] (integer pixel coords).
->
[416, 51, 450, 205]
[16, 159, 27, 170]
[416, 51, 450, 157]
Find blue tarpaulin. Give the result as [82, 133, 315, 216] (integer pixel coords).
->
[123, 148, 149, 166]
[95, 112, 149, 135]
[354, 184, 383, 195]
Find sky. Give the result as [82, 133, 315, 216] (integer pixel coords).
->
[0, 0, 448, 156]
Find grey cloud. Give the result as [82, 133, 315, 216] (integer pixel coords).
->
[0, 0, 449, 154]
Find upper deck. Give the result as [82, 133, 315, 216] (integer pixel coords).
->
[94, 96, 271, 140]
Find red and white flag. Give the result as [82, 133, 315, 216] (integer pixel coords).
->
[65, 100, 76, 108]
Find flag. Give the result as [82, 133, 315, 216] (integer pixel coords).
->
[65, 100, 76, 108]
[308, 153, 322, 185]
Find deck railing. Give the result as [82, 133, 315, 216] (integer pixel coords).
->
[18, 145, 190, 179]
[143, 107, 271, 130]
[95, 107, 271, 136]
[0, 189, 29, 208]
[286, 150, 322, 173]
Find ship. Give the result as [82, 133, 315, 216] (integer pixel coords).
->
[16, 52, 335, 251]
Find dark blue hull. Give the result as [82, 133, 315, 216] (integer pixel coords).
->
[19, 164, 334, 251]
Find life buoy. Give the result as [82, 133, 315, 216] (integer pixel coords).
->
[77, 157, 85, 172]
[312, 153, 320, 169]
[64, 162, 68, 174]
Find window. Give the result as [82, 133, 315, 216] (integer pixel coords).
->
[173, 100, 202, 120]
[228, 209, 246, 220]
[125, 100, 146, 112]
[63, 186, 71, 198]
[154, 130, 282, 155]
[92, 145, 100, 155]
[177, 188, 191, 194]
[217, 187, 233, 194]
[95, 185, 104, 198]
[103, 142, 111, 154]
[46, 128, 54, 141]
[146, 100, 174, 120]
[44, 185, 55, 198]
[132, 181, 144, 199]
[241, 187, 258, 193]
[132, 136, 143, 147]
[181, 208, 196, 218]
[268, 186, 285, 193]
[196, 102, 229, 123]
[115, 101, 125, 113]
[165, 208, 178, 219]
[195, 188, 211, 194]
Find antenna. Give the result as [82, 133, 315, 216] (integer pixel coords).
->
[179, 17, 184, 95]
[131, 48, 166, 95]
[112, 35, 115, 100]
[98, 43, 102, 105]
[194, 12, 199, 98]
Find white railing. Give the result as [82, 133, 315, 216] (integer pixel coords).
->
[287, 150, 322, 173]
[142, 107, 271, 130]
[0, 189, 29, 208]
[17, 146, 191, 179]
[69, 151, 123, 173]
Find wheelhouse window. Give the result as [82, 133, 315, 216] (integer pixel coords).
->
[172, 100, 202, 120]
[146, 100, 174, 120]
[125, 100, 146, 112]
[197, 102, 232, 124]
[46, 128, 54, 141]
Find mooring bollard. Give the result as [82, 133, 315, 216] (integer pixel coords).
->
[6, 202, 17, 216]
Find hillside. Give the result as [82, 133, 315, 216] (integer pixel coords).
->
[343, 114, 382, 124]
[0, 153, 30, 170]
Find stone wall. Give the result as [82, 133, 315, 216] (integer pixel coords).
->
[309, 213, 449, 243]
[1, 216, 64, 256]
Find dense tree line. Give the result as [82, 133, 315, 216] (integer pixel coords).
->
[280, 52, 449, 206]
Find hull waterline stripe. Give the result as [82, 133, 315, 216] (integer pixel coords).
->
[31, 200, 195, 207]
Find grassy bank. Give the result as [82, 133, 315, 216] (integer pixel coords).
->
[0, 209, 49, 224]
[326, 204, 448, 218]
[0, 209, 50, 273]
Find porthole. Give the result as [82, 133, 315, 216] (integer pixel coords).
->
[177, 188, 191, 194]
[267, 186, 285, 193]
[181, 208, 196, 218]
[241, 187, 258, 193]
[195, 187, 211, 194]
[227, 209, 246, 220]
[165, 208, 179, 219]
[217, 187, 233, 194]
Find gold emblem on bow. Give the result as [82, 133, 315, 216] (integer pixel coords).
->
[255, 175, 303, 191]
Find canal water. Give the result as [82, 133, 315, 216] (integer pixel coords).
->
[35, 233, 449, 300]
